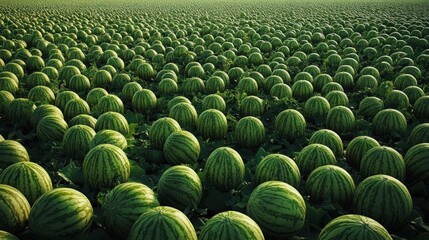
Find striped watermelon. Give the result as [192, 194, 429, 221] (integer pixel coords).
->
[86, 88, 109, 107]
[0, 162, 53, 205]
[182, 77, 205, 96]
[197, 109, 228, 140]
[205, 147, 245, 191]
[83, 144, 130, 189]
[64, 98, 91, 121]
[93, 69, 112, 87]
[325, 106, 355, 134]
[55, 91, 80, 111]
[356, 75, 378, 90]
[353, 174, 413, 230]
[333, 72, 354, 91]
[28, 188, 93, 239]
[360, 146, 406, 181]
[325, 90, 349, 107]
[309, 129, 344, 157]
[235, 116, 265, 148]
[163, 130, 200, 165]
[199, 211, 265, 240]
[159, 78, 178, 95]
[0, 90, 14, 115]
[59, 66, 81, 86]
[264, 76, 283, 94]
[292, 80, 314, 100]
[6, 98, 36, 128]
[31, 104, 64, 127]
[372, 109, 407, 137]
[384, 90, 410, 110]
[28, 86, 56, 105]
[0, 184, 31, 234]
[97, 94, 124, 115]
[0, 140, 30, 169]
[68, 74, 91, 92]
[149, 117, 181, 149]
[403, 86, 424, 105]
[121, 82, 143, 103]
[128, 206, 197, 240]
[27, 72, 50, 88]
[111, 73, 131, 91]
[69, 114, 97, 129]
[63, 125, 96, 160]
[314, 74, 333, 92]
[404, 143, 429, 182]
[136, 63, 155, 81]
[238, 77, 259, 95]
[202, 94, 226, 112]
[240, 96, 265, 117]
[319, 214, 393, 240]
[167, 96, 191, 111]
[321, 82, 344, 96]
[132, 89, 157, 114]
[304, 96, 331, 121]
[102, 182, 160, 239]
[36, 116, 68, 142]
[246, 181, 306, 238]
[358, 97, 384, 119]
[255, 153, 301, 188]
[305, 165, 355, 208]
[274, 109, 306, 143]
[0, 231, 19, 240]
[270, 83, 292, 99]
[89, 129, 128, 150]
[409, 123, 429, 146]
[0, 77, 18, 95]
[346, 136, 380, 169]
[169, 103, 198, 130]
[95, 111, 130, 135]
[394, 74, 418, 90]
[413, 96, 429, 120]
[296, 144, 337, 176]
[157, 165, 202, 210]
[205, 76, 226, 94]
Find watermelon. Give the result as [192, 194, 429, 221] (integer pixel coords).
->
[240, 95, 265, 117]
[264, 75, 283, 93]
[132, 89, 157, 114]
[59, 65, 81, 86]
[270, 83, 292, 99]
[247, 181, 306, 238]
[6, 98, 36, 128]
[159, 78, 178, 95]
[96, 94, 124, 115]
[28, 188, 93, 239]
[69, 114, 97, 129]
[169, 102, 198, 130]
[413, 96, 429, 120]
[255, 153, 301, 188]
[202, 94, 226, 112]
[199, 211, 265, 240]
[394, 74, 418, 90]
[360, 146, 405, 181]
[409, 123, 429, 146]
[0, 184, 31, 234]
[157, 165, 202, 210]
[128, 206, 197, 240]
[68, 74, 91, 92]
[89, 129, 128, 150]
[197, 109, 228, 140]
[356, 75, 378, 90]
[0, 90, 14, 115]
[27, 55, 45, 72]
[333, 72, 354, 91]
[358, 97, 384, 119]
[95, 111, 130, 135]
[306, 165, 355, 208]
[93, 69, 112, 87]
[404, 143, 429, 182]
[205, 76, 226, 94]
[31, 104, 64, 127]
[0, 77, 18, 95]
[111, 73, 132, 91]
[372, 109, 407, 137]
[55, 91, 80, 111]
[102, 182, 160, 239]
[63, 125, 96, 160]
[325, 90, 349, 107]
[292, 80, 314, 100]
[167, 96, 191, 111]
[304, 96, 331, 121]
[163, 130, 200, 165]
[325, 106, 355, 134]
[235, 116, 265, 148]
[0, 231, 19, 240]
[384, 90, 410, 110]
[319, 214, 393, 240]
[205, 147, 245, 191]
[28, 86, 55, 105]
[121, 82, 142, 103]
[346, 136, 380, 169]
[296, 144, 337, 176]
[0, 140, 30, 169]
[309, 129, 344, 157]
[83, 144, 130, 189]
[274, 109, 306, 143]
[36, 116, 68, 142]
[0, 162, 53, 205]
[64, 98, 91, 121]
[86, 88, 109, 107]
[238, 77, 259, 95]
[149, 117, 181, 149]
[314, 74, 333, 92]
[182, 77, 205, 95]
[136, 63, 155, 81]
[353, 174, 413, 230]
[403, 86, 425, 105]
[321, 82, 344, 96]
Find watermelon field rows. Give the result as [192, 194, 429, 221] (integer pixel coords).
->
[0, 0, 429, 239]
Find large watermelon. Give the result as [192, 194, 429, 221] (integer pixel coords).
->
[163, 130, 200, 165]
[202, 94, 226, 112]
[0, 140, 30, 169]
[6, 98, 36, 128]
[83, 144, 130, 189]
[353, 174, 413, 230]
[62, 125, 96, 160]
[404, 143, 429, 182]
[199, 211, 265, 240]
[247, 181, 306, 238]
[69, 114, 97, 129]
[0, 162, 53, 205]
[157, 165, 202, 210]
[197, 109, 228, 140]
[358, 96, 385, 119]
[31, 104, 64, 127]
[304, 96, 331, 121]
[128, 206, 197, 240]
[64, 98, 91, 121]
[102, 182, 160, 239]
[28, 188, 93, 239]
[240, 95, 265, 117]
[204, 147, 245, 192]
[255, 153, 301, 188]
[360, 146, 406, 181]
[413, 96, 429, 120]
[0, 184, 31, 234]
[97, 94, 125, 115]
[274, 109, 306, 143]
[345, 136, 380, 169]
[319, 214, 393, 240]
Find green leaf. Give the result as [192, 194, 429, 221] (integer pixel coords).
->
[129, 160, 146, 181]
[305, 202, 328, 227]
[57, 161, 83, 186]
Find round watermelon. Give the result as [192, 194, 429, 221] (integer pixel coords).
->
[36, 116, 68, 142]
[325, 106, 355, 134]
[309, 129, 344, 157]
[235, 116, 265, 148]
[197, 109, 228, 140]
[121, 82, 143, 103]
[296, 143, 337, 176]
[372, 109, 407, 137]
[7, 98, 36, 128]
[89, 129, 128, 150]
[240, 95, 265, 117]
[202, 94, 226, 112]
[274, 109, 306, 143]
[0, 184, 31, 234]
[169, 103, 198, 130]
[0, 140, 30, 169]
[304, 96, 331, 121]
[345, 136, 380, 169]
[55, 91, 80, 111]
[404, 143, 429, 182]
[358, 96, 384, 119]
[132, 89, 157, 114]
[163, 130, 200, 165]
[149, 117, 181, 149]
[64, 98, 91, 121]
[360, 146, 406, 181]
[255, 153, 301, 188]
[413, 96, 429, 120]
[409, 123, 429, 146]
[97, 94, 125, 115]
[69, 114, 97, 129]
[63, 125, 96, 160]
[95, 111, 130, 135]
